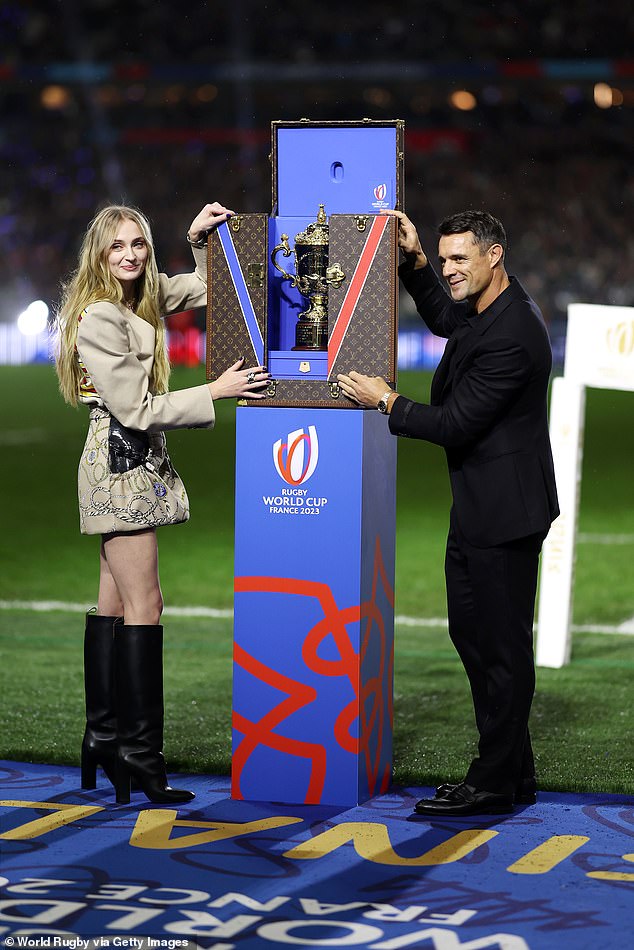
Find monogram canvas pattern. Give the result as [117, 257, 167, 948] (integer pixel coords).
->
[251, 379, 356, 409]
[328, 215, 398, 385]
[207, 215, 398, 407]
[206, 215, 268, 379]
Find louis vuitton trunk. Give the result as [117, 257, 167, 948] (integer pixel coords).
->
[206, 119, 404, 409]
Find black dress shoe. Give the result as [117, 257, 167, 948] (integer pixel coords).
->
[435, 776, 537, 805]
[515, 776, 537, 805]
[415, 783, 514, 816]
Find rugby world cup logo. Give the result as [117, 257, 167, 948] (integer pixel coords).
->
[606, 320, 634, 357]
[273, 426, 319, 485]
[374, 183, 387, 202]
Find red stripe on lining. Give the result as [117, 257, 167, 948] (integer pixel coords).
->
[328, 215, 389, 376]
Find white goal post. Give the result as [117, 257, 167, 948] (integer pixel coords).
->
[536, 303, 634, 668]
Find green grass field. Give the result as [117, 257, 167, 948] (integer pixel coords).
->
[1, 364, 632, 794]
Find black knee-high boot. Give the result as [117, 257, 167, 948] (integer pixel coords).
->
[81, 612, 121, 789]
[114, 623, 194, 805]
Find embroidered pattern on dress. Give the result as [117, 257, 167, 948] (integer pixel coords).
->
[78, 411, 189, 534]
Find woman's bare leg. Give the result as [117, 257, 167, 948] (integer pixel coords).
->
[100, 529, 163, 625]
[102, 530, 192, 804]
[97, 539, 124, 617]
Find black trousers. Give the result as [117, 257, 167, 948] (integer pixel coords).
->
[444, 510, 545, 795]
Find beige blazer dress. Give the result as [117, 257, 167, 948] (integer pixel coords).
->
[75, 246, 215, 535]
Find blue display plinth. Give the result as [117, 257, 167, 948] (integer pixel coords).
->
[232, 407, 396, 805]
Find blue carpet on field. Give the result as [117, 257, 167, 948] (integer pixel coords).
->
[1, 760, 632, 950]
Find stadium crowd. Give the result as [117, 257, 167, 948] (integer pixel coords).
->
[3, 1, 632, 62]
[1, 1, 632, 338]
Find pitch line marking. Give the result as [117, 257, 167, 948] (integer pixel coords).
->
[577, 533, 634, 544]
[0, 600, 632, 635]
[0, 428, 47, 445]
[0, 599, 233, 618]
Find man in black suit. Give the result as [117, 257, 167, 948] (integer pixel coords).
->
[338, 209, 559, 816]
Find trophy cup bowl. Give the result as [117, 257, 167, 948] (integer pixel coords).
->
[271, 204, 345, 351]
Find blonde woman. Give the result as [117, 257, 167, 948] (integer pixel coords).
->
[56, 201, 268, 805]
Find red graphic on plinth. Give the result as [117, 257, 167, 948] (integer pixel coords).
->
[233, 536, 394, 804]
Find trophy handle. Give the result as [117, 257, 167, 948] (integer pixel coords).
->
[271, 235, 298, 286]
[326, 262, 346, 287]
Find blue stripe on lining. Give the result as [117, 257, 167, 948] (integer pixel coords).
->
[217, 222, 265, 364]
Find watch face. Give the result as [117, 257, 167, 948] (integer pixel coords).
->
[378, 398, 388, 413]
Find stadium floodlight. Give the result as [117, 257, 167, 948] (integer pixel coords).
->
[17, 300, 49, 336]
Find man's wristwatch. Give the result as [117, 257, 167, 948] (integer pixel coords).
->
[377, 390, 394, 414]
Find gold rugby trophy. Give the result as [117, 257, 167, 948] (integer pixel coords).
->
[271, 204, 345, 350]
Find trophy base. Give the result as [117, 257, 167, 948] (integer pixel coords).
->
[294, 321, 328, 351]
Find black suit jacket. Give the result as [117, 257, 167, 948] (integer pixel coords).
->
[389, 261, 559, 547]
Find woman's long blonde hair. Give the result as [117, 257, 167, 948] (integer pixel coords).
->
[55, 204, 170, 406]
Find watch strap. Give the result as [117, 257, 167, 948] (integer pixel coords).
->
[377, 389, 394, 413]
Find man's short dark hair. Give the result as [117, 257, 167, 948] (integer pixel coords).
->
[438, 211, 507, 257]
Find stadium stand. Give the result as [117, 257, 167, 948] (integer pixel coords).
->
[1, 2, 632, 345]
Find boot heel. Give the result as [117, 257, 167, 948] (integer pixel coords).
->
[115, 764, 131, 805]
[81, 749, 97, 790]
